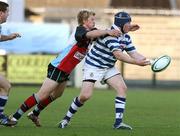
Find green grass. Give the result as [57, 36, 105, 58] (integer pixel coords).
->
[1, 86, 180, 136]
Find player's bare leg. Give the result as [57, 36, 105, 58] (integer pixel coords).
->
[0, 75, 17, 126]
[58, 81, 95, 128]
[27, 81, 67, 127]
[10, 78, 59, 126]
[107, 74, 132, 130]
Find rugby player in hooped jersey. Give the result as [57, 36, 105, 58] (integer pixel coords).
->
[9, 9, 122, 127]
[58, 11, 151, 130]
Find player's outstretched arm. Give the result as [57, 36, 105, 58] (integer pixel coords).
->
[86, 29, 121, 39]
[113, 50, 150, 66]
[0, 33, 21, 41]
[128, 51, 151, 65]
[128, 51, 146, 60]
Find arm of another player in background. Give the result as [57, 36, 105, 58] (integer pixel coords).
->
[86, 29, 122, 39]
[113, 50, 150, 66]
[0, 33, 21, 42]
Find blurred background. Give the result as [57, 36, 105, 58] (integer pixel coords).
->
[0, 0, 180, 88]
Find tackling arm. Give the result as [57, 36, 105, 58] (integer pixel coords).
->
[86, 29, 121, 39]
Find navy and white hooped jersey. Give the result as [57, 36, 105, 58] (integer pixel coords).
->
[85, 25, 136, 69]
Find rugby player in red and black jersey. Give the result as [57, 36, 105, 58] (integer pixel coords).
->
[10, 9, 121, 127]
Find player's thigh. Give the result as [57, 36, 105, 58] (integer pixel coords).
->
[106, 74, 127, 97]
[80, 65, 104, 101]
[36, 78, 59, 100]
[50, 81, 67, 99]
[0, 74, 11, 93]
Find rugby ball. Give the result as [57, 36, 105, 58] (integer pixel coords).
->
[151, 55, 171, 72]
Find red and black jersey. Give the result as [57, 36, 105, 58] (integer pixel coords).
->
[50, 26, 96, 74]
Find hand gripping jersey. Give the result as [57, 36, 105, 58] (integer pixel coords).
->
[51, 26, 95, 74]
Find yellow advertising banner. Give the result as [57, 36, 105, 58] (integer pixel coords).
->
[7, 54, 55, 83]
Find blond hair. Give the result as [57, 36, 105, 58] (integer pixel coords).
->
[77, 10, 95, 25]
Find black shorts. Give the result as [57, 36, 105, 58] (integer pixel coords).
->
[47, 63, 70, 83]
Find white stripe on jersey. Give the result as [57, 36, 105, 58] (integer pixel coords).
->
[85, 29, 136, 69]
[88, 39, 116, 65]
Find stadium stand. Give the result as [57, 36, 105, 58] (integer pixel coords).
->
[26, 0, 110, 8]
[20, 0, 180, 86]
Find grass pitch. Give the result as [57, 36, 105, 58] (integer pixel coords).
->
[1, 86, 180, 136]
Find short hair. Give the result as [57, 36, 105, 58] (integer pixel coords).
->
[0, 1, 9, 12]
[77, 10, 95, 25]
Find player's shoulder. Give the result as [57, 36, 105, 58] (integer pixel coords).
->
[124, 33, 131, 40]
[76, 25, 86, 31]
[124, 33, 131, 38]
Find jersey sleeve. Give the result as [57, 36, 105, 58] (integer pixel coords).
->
[75, 26, 88, 42]
[124, 34, 136, 53]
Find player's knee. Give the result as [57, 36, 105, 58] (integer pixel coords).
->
[0, 83, 11, 95]
[36, 92, 48, 101]
[4, 82, 11, 93]
[50, 93, 61, 100]
[116, 85, 127, 96]
[122, 85, 127, 92]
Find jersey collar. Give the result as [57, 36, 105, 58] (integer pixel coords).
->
[111, 24, 121, 31]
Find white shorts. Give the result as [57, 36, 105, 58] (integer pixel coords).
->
[83, 64, 120, 82]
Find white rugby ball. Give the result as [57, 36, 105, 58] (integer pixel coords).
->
[151, 55, 171, 72]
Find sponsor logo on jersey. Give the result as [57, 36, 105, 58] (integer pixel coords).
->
[90, 72, 94, 77]
[74, 51, 85, 61]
